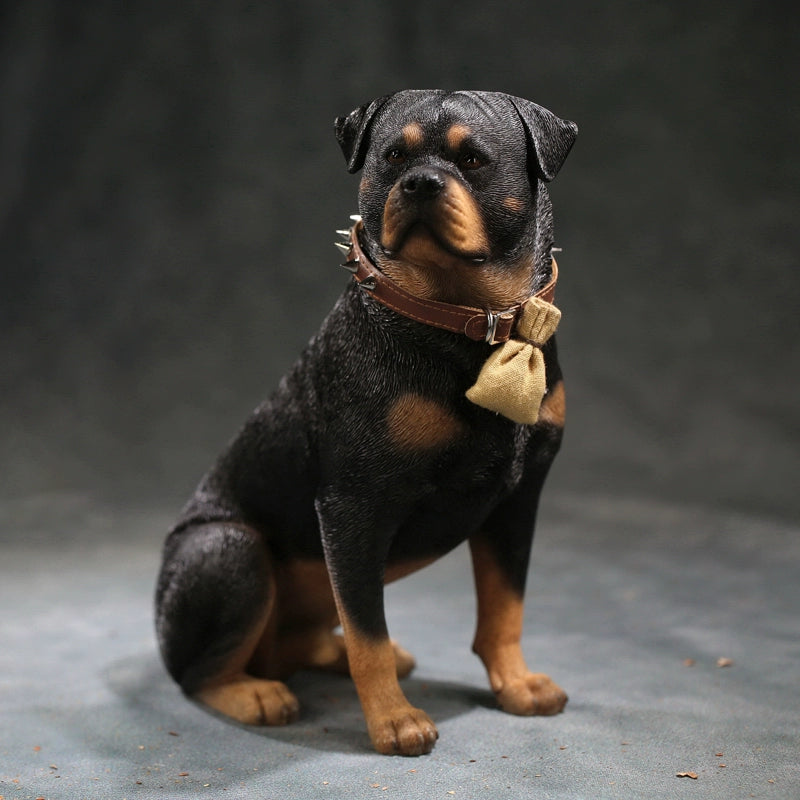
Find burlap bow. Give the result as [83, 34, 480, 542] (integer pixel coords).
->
[465, 296, 561, 425]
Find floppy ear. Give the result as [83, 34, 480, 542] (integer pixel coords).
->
[334, 95, 392, 173]
[507, 96, 578, 182]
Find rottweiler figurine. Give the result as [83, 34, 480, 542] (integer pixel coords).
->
[155, 90, 577, 756]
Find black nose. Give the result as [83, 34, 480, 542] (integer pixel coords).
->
[401, 169, 445, 200]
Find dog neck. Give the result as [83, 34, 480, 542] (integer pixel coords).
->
[339, 221, 557, 345]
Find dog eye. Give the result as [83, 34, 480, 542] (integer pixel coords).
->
[386, 148, 407, 165]
[458, 152, 484, 170]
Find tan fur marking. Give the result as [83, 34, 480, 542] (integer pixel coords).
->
[247, 558, 419, 679]
[379, 170, 537, 307]
[377, 234, 534, 308]
[537, 380, 566, 427]
[470, 536, 525, 687]
[274, 559, 338, 627]
[387, 393, 465, 452]
[470, 536, 567, 716]
[502, 195, 525, 213]
[384, 557, 437, 584]
[381, 174, 488, 259]
[247, 558, 341, 677]
[446, 123, 472, 151]
[402, 122, 425, 150]
[195, 675, 299, 726]
[337, 609, 437, 755]
[436, 179, 488, 253]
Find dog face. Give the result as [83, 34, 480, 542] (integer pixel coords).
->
[336, 90, 577, 305]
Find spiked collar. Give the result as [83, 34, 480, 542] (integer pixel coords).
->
[335, 217, 558, 345]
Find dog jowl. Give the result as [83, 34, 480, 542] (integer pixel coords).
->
[155, 90, 577, 755]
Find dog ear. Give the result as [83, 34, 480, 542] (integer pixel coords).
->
[507, 96, 578, 182]
[335, 95, 392, 173]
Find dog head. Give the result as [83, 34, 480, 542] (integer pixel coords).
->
[335, 90, 577, 307]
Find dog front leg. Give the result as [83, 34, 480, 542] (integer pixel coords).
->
[316, 496, 438, 755]
[339, 619, 437, 755]
[469, 532, 567, 717]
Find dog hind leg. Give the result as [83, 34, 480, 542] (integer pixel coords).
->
[155, 522, 299, 725]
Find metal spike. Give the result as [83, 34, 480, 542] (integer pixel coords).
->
[349, 214, 362, 222]
[359, 277, 377, 291]
[340, 258, 359, 273]
[334, 241, 352, 255]
[551, 246, 563, 253]
[335, 229, 351, 240]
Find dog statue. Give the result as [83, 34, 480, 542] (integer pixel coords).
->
[156, 90, 577, 755]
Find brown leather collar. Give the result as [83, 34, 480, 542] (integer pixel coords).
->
[341, 221, 557, 344]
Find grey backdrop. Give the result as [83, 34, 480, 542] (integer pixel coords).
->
[2, 0, 798, 521]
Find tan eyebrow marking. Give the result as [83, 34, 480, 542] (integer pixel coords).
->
[446, 123, 472, 151]
[402, 123, 425, 150]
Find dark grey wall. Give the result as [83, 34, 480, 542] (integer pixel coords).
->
[2, 1, 798, 521]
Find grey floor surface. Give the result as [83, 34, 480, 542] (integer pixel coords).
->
[1, 490, 797, 800]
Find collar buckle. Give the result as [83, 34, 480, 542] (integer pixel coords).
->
[484, 308, 517, 344]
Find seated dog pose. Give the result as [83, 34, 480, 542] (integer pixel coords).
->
[156, 90, 577, 756]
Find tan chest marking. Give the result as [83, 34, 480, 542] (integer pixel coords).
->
[537, 380, 566, 427]
[386, 393, 466, 452]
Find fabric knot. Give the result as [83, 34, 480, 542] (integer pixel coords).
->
[465, 296, 561, 425]
[516, 295, 562, 347]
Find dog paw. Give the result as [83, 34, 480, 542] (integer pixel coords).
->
[195, 676, 300, 726]
[495, 672, 568, 716]
[367, 706, 438, 756]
